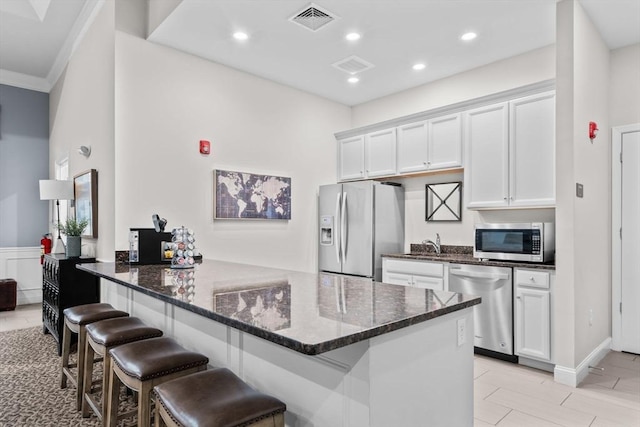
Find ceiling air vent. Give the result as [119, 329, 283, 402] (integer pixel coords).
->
[289, 3, 337, 32]
[332, 56, 375, 75]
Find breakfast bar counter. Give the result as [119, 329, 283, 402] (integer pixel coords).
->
[79, 260, 480, 426]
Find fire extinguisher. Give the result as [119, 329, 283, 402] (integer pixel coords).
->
[41, 234, 52, 264]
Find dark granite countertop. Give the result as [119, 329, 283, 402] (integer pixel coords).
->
[383, 244, 555, 271]
[77, 260, 480, 355]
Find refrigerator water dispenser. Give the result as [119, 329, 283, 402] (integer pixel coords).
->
[320, 216, 333, 245]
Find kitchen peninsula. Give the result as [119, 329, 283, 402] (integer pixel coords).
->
[79, 260, 480, 426]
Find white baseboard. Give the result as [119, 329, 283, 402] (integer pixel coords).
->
[554, 337, 611, 387]
[17, 289, 42, 305]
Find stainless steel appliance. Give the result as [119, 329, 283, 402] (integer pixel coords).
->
[319, 181, 404, 281]
[449, 264, 515, 360]
[474, 222, 555, 263]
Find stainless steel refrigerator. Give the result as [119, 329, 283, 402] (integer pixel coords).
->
[319, 181, 404, 281]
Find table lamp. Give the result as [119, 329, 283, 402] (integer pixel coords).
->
[39, 180, 74, 254]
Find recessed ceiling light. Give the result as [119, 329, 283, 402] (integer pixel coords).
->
[460, 32, 477, 41]
[345, 32, 361, 41]
[412, 63, 426, 71]
[233, 31, 249, 41]
[348, 76, 360, 84]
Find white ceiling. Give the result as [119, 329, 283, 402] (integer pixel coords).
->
[0, 0, 639, 103]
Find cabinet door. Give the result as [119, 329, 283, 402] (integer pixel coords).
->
[465, 103, 509, 208]
[412, 275, 444, 291]
[509, 92, 555, 207]
[383, 272, 414, 287]
[338, 135, 365, 181]
[397, 121, 429, 174]
[515, 287, 551, 361]
[365, 128, 397, 177]
[428, 113, 462, 170]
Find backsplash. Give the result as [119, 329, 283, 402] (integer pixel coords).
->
[410, 244, 473, 255]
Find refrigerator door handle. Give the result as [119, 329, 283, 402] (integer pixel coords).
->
[335, 192, 341, 265]
[341, 192, 348, 265]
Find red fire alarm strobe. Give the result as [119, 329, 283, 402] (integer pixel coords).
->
[199, 140, 211, 155]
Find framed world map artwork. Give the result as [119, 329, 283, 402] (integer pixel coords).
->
[214, 169, 292, 220]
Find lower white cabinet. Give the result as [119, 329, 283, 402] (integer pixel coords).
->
[382, 258, 445, 291]
[514, 269, 553, 362]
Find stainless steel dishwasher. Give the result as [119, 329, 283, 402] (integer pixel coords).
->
[449, 264, 514, 360]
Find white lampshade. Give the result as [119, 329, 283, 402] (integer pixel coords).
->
[39, 180, 74, 201]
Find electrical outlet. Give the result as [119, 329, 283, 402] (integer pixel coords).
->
[457, 318, 466, 346]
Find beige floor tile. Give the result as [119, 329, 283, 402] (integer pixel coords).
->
[562, 392, 640, 426]
[572, 383, 640, 411]
[474, 396, 511, 425]
[496, 410, 563, 427]
[477, 370, 569, 404]
[613, 377, 640, 396]
[601, 352, 640, 371]
[590, 415, 637, 427]
[595, 364, 640, 382]
[487, 388, 594, 427]
[580, 371, 620, 389]
[0, 317, 31, 332]
[473, 418, 495, 427]
[475, 380, 499, 400]
[475, 356, 552, 382]
[474, 417, 496, 427]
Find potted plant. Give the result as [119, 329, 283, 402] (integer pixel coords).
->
[58, 218, 89, 258]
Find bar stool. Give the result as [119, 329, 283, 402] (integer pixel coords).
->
[61, 303, 129, 410]
[106, 337, 209, 427]
[153, 368, 286, 427]
[82, 317, 163, 422]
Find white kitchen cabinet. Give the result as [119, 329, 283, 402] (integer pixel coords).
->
[396, 114, 462, 174]
[338, 135, 365, 181]
[465, 102, 510, 208]
[465, 91, 555, 208]
[338, 129, 396, 181]
[382, 258, 445, 291]
[365, 128, 397, 178]
[509, 92, 556, 207]
[514, 268, 552, 362]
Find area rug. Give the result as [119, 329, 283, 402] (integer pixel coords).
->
[0, 327, 136, 427]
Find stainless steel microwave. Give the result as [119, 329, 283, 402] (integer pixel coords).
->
[474, 223, 555, 263]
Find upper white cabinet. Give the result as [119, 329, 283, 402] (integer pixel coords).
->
[509, 92, 556, 207]
[465, 91, 556, 209]
[397, 113, 462, 174]
[338, 129, 397, 181]
[338, 135, 365, 181]
[365, 128, 397, 178]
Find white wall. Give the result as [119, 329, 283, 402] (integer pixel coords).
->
[610, 43, 640, 128]
[114, 32, 350, 273]
[351, 46, 556, 249]
[352, 45, 555, 128]
[555, 0, 611, 374]
[49, 1, 115, 261]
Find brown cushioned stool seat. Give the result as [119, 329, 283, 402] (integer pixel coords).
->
[61, 303, 129, 411]
[82, 317, 163, 421]
[106, 337, 209, 427]
[153, 368, 286, 427]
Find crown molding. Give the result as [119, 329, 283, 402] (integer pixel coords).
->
[0, 69, 50, 92]
[45, 0, 105, 90]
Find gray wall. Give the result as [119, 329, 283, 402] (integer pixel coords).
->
[0, 84, 49, 247]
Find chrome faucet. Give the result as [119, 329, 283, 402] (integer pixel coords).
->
[423, 233, 441, 255]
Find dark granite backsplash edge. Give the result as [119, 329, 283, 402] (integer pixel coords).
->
[410, 244, 473, 255]
[115, 251, 129, 262]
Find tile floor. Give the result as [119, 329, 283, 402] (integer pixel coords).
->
[1, 304, 639, 425]
[0, 303, 43, 332]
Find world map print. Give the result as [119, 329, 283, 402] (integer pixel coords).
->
[215, 169, 291, 219]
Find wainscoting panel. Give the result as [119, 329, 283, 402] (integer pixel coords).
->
[0, 247, 42, 305]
